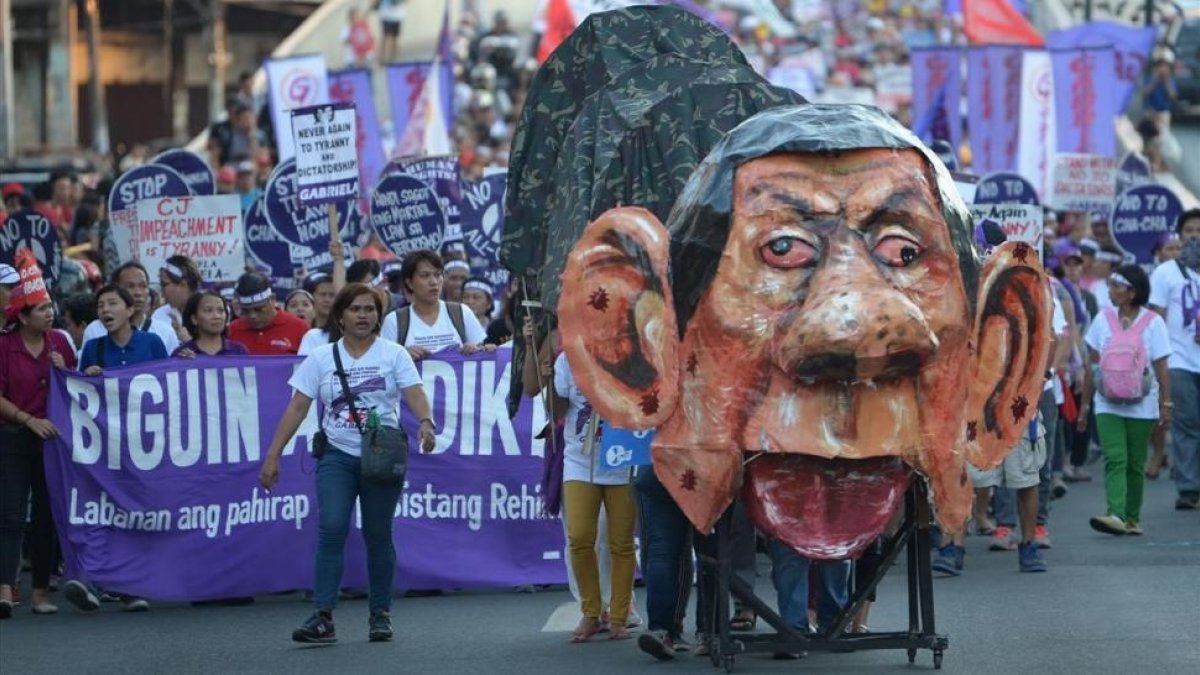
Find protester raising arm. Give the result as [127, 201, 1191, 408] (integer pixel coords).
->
[330, 237, 346, 294]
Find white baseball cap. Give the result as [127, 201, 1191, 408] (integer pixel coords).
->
[0, 263, 19, 285]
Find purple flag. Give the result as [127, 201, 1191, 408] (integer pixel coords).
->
[967, 46, 1024, 175]
[1047, 21, 1156, 112]
[386, 61, 432, 142]
[911, 47, 962, 155]
[1051, 47, 1116, 157]
[328, 68, 387, 214]
[44, 350, 565, 601]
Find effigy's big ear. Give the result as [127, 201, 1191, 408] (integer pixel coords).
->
[557, 207, 679, 429]
[964, 242, 1053, 469]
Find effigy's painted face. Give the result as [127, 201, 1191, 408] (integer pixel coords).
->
[558, 149, 1051, 559]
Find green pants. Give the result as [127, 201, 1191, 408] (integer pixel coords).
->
[1095, 414, 1156, 524]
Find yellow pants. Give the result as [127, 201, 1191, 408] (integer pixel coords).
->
[562, 480, 636, 623]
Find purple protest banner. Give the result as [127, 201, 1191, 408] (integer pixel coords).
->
[43, 348, 563, 601]
[967, 46, 1024, 175]
[1051, 46, 1116, 157]
[385, 61, 432, 142]
[911, 47, 962, 154]
[329, 68, 387, 217]
[1111, 184, 1184, 265]
[1046, 21, 1156, 112]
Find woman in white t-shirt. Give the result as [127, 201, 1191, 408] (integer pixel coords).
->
[380, 250, 491, 359]
[260, 283, 435, 645]
[1078, 265, 1172, 537]
[548, 351, 637, 643]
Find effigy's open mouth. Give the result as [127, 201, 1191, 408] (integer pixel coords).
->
[741, 453, 912, 560]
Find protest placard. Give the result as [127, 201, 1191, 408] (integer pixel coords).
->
[265, 54, 329, 160]
[136, 195, 245, 283]
[1049, 153, 1117, 214]
[0, 209, 64, 286]
[151, 149, 215, 196]
[244, 199, 310, 295]
[263, 158, 359, 254]
[600, 426, 654, 469]
[371, 172, 445, 257]
[973, 172, 1040, 206]
[1114, 152, 1152, 198]
[969, 203, 1045, 258]
[1110, 184, 1184, 264]
[291, 102, 359, 206]
[389, 156, 463, 243]
[107, 164, 191, 266]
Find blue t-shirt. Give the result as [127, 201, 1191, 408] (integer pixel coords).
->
[80, 330, 169, 371]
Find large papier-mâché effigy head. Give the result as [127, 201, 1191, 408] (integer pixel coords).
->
[558, 105, 1051, 559]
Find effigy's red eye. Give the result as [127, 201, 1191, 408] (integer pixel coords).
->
[761, 237, 817, 269]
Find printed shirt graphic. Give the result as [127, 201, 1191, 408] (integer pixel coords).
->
[381, 301, 487, 352]
[1149, 262, 1200, 373]
[1084, 308, 1172, 420]
[289, 339, 421, 457]
[554, 352, 629, 486]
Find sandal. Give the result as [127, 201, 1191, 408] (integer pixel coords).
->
[609, 625, 634, 641]
[730, 609, 757, 632]
[570, 617, 603, 643]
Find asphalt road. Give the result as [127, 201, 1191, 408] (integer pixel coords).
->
[2, 475, 1198, 674]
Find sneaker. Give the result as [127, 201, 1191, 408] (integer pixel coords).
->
[1051, 476, 1068, 499]
[931, 544, 962, 576]
[1063, 466, 1092, 482]
[1034, 525, 1052, 549]
[693, 632, 710, 657]
[1089, 514, 1127, 536]
[292, 611, 337, 644]
[1174, 493, 1200, 510]
[1018, 541, 1047, 573]
[637, 630, 677, 661]
[62, 580, 100, 612]
[121, 597, 150, 613]
[368, 610, 393, 642]
[989, 526, 1018, 551]
[1126, 521, 1144, 535]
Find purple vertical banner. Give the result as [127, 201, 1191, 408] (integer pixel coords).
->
[967, 47, 998, 175]
[911, 47, 962, 154]
[996, 47, 1024, 172]
[435, 3, 457, 135]
[969, 46, 1028, 175]
[328, 68, 387, 217]
[386, 61, 432, 144]
[1046, 21, 1156, 112]
[1051, 47, 1116, 157]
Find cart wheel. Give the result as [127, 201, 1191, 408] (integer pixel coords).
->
[907, 648, 917, 664]
[723, 654, 736, 673]
[933, 650, 944, 670]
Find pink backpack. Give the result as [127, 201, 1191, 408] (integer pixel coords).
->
[1098, 309, 1154, 404]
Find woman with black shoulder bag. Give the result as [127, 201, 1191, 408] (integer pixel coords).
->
[259, 283, 436, 644]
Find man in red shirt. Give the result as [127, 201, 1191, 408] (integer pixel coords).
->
[227, 272, 309, 355]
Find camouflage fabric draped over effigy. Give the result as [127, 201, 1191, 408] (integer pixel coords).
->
[500, 4, 804, 415]
[559, 104, 1052, 560]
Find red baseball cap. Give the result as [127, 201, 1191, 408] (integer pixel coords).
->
[2, 182, 25, 199]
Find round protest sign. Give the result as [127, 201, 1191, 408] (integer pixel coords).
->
[1114, 152, 1152, 198]
[152, 149, 216, 196]
[0, 209, 64, 287]
[973, 172, 1040, 206]
[390, 156, 463, 243]
[105, 164, 191, 268]
[371, 173, 445, 257]
[460, 173, 507, 268]
[263, 159, 358, 251]
[1110, 184, 1183, 265]
[244, 199, 308, 293]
